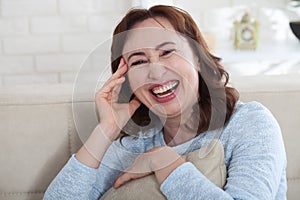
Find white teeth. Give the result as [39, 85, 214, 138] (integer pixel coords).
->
[152, 81, 178, 95]
[156, 93, 171, 98]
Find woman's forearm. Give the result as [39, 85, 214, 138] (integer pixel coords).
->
[75, 124, 119, 169]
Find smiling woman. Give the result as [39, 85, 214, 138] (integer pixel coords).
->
[43, 5, 287, 200]
[123, 26, 199, 122]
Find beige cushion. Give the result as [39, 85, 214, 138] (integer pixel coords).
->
[100, 139, 226, 200]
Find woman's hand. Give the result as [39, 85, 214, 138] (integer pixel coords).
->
[113, 146, 186, 188]
[95, 58, 141, 141]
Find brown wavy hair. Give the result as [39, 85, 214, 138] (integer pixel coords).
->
[110, 5, 239, 136]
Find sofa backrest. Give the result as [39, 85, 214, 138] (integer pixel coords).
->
[0, 75, 299, 200]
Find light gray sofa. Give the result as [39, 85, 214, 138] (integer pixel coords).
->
[0, 75, 299, 200]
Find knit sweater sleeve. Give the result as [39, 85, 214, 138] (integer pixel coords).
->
[160, 102, 287, 199]
[43, 138, 139, 200]
[43, 154, 100, 200]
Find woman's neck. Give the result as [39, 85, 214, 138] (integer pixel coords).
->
[163, 115, 198, 147]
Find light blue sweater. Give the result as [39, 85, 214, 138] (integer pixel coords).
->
[44, 101, 287, 199]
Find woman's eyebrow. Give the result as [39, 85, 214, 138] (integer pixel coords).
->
[127, 42, 176, 62]
[155, 41, 176, 50]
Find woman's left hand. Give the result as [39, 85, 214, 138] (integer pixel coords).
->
[113, 146, 185, 188]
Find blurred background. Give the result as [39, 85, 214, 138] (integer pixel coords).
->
[0, 0, 299, 86]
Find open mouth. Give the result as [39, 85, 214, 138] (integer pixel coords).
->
[150, 80, 179, 98]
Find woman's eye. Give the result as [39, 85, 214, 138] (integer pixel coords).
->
[160, 49, 176, 57]
[131, 60, 148, 67]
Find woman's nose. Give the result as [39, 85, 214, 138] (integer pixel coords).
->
[147, 52, 167, 80]
[148, 62, 167, 80]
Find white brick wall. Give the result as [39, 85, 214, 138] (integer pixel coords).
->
[35, 54, 88, 72]
[0, 41, 3, 54]
[3, 36, 60, 54]
[62, 33, 110, 52]
[1, 0, 57, 16]
[95, 0, 130, 13]
[60, 71, 103, 83]
[88, 15, 124, 32]
[3, 73, 58, 85]
[60, 72, 81, 83]
[0, 18, 29, 36]
[59, 0, 96, 14]
[31, 16, 88, 34]
[0, 0, 289, 86]
[0, 56, 34, 74]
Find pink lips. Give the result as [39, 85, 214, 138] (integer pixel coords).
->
[149, 80, 179, 103]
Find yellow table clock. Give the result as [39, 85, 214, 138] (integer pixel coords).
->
[234, 11, 259, 50]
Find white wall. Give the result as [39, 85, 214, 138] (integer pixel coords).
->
[0, 0, 290, 86]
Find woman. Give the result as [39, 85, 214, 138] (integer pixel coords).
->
[44, 5, 287, 199]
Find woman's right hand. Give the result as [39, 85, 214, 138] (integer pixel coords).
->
[94, 58, 141, 141]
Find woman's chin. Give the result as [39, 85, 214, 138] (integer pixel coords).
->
[152, 108, 183, 120]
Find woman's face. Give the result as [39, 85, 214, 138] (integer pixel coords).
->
[122, 17, 199, 119]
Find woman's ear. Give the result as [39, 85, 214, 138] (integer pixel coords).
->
[191, 52, 201, 72]
[195, 59, 201, 72]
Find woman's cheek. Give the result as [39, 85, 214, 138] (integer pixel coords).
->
[127, 67, 148, 92]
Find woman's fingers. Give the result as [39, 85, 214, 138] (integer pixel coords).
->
[113, 172, 133, 188]
[118, 57, 125, 68]
[113, 171, 153, 189]
[111, 77, 125, 103]
[96, 77, 125, 99]
[109, 58, 128, 81]
[128, 97, 141, 115]
[96, 58, 127, 99]
[114, 152, 153, 188]
[94, 58, 140, 130]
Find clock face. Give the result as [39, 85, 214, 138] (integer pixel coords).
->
[234, 20, 258, 49]
[241, 27, 254, 41]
